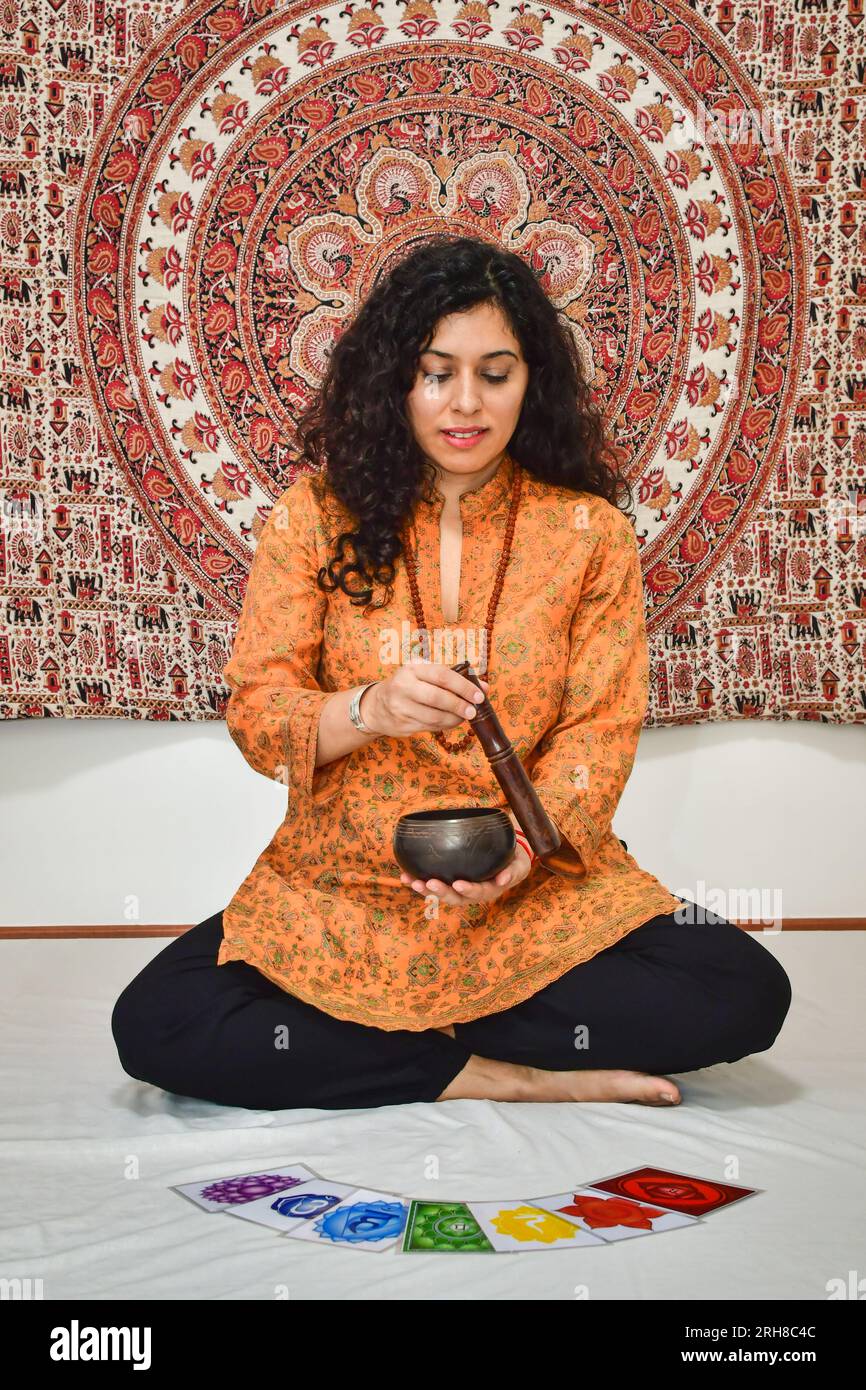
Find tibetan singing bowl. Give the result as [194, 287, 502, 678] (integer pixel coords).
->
[393, 808, 516, 884]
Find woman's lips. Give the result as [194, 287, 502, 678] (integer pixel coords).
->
[440, 428, 488, 449]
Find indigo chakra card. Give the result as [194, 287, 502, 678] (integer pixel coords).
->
[226, 1179, 357, 1232]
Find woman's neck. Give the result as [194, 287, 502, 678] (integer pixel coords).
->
[431, 450, 505, 507]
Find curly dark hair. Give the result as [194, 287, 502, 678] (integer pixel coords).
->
[292, 233, 633, 615]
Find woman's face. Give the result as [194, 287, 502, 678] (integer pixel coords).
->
[405, 301, 529, 481]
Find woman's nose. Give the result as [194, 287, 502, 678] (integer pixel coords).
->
[450, 373, 482, 411]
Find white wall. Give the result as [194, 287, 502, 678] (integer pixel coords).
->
[0, 720, 863, 926]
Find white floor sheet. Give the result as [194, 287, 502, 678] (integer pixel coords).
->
[0, 931, 863, 1300]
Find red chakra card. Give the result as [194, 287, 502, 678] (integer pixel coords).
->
[584, 1166, 760, 1217]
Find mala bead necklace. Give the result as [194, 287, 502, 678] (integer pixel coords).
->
[401, 457, 523, 753]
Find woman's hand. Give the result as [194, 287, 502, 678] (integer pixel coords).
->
[400, 840, 533, 907]
[362, 661, 490, 738]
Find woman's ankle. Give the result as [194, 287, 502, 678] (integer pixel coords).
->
[436, 1053, 533, 1102]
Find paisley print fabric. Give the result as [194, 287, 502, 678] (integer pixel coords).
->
[217, 451, 683, 1030]
[8, 0, 860, 724]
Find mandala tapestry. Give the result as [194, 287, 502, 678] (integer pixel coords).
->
[1, 0, 864, 723]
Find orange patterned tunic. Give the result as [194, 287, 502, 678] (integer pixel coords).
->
[217, 450, 683, 1030]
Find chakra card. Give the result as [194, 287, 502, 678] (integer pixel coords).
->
[402, 1201, 496, 1253]
[527, 1187, 701, 1241]
[171, 1164, 320, 1213]
[283, 1188, 410, 1252]
[584, 1166, 760, 1217]
[462, 1200, 608, 1253]
[225, 1178, 356, 1232]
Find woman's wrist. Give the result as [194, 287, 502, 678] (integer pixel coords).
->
[512, 827, 538, 870]
[350, 681, 381, 734]
[314, 684, 382, 769]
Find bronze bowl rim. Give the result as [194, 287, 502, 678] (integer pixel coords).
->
[395, 808, 511, 825]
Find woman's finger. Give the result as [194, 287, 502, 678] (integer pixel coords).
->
[400, 861, 521, 903]
[410, 663, 486, 707]
[451, 870, 514, 899]
[392, 700, 463, 732]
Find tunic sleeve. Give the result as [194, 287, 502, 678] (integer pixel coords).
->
[529, 501, 650, 874]
[222, 476, 351, 806]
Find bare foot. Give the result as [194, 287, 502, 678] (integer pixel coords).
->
[437, 1053, 682, 1105]
[525, 1066, 681, 1106]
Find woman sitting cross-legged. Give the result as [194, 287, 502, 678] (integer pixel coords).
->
[111, 234, 791, 1111]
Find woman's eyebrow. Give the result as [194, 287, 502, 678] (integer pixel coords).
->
[421, 348, 519, 361]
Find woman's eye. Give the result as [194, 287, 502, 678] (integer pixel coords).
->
[424, 373, 509, 384]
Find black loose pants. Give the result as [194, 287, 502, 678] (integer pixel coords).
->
[110, 901, 791, 1111]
